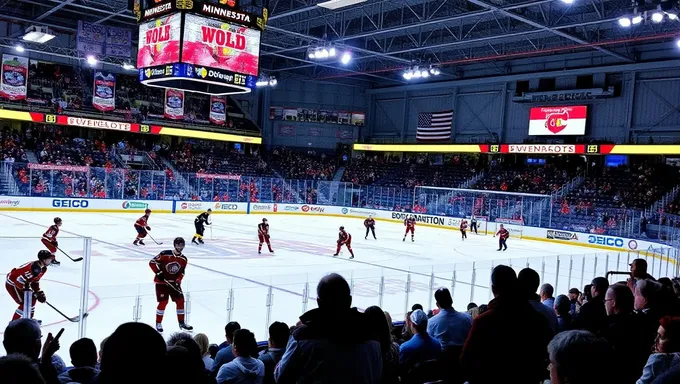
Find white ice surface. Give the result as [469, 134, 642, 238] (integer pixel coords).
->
[0, 212, 614, 355]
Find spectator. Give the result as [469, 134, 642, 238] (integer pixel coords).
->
[259, 322, 289, 384]
[275, 273, 381, 384]
[460, 265, 553, 384]
[398, 309, 441, 370]
[603, 283, 648, 383]
[630, 259, 657, 287]
[212, 322, 241, 375]
[466, 303, 478, 313]
[365, 306, 400, 384]
[58, 338, 99, 384]
[638, 316, 680, 384]
[0, 353, 46, 384]
[217, 329, 264, 384]
[518, 268, 558, 334]
[97, 322, 167, 384]
[167, 332, 214, 384]
[636, 279, 665, 349]
[573, 277, 609, 335]
[3, 319, 60, 384]
[568, 288, 581, 316]
[541, 283, 555, 309]
[427, 287, 472, 349]
[554, 295, 573, 333]
[194, 333, 214, 370]
[97, 337, 108, 369]
[547, 330, 612, 384]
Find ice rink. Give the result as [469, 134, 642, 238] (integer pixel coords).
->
[0, 211, 614, 353]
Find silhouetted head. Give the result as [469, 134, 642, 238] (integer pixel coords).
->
[317, 273, 352, 312]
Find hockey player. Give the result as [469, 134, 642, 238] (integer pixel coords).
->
[149, 237, 192, 333]
[192, 208, 211, 245]
[5, 250, 54, 321]
[133, 209, 152, 246]
[42, 217, 62, 266]
[334, 226, 354, 259]
[494, 224, 509, 251]
[403, 215, 416, 242]
[258, 218, 274, 254]
[364, 215, 376, 240]
[460, 219, 468, 240]
[470, 217, 478, 234]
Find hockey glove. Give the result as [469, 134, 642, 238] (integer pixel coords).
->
[146, 226, 151, 231]
[52, 240, 58, 247]
[266, 234, 270, 239]
[35, 290, 46, 303]
[155, 272, 165, 281]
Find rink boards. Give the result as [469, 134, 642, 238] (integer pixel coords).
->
[0, 195, 673, 261]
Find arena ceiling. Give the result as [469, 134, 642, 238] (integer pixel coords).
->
[3, 0, 680, 85]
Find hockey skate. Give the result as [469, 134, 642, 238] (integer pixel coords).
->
[333, 253, 339, 257]
[198, 238, 204, 245]
[258, 251, 261, 254]
[349, 255, 354, 260]
[51, 259, 60, 266]
[156, 323, 164, 333]
[139, 240, 145, 246]
[179, 322, 193, 331]
[192, 238, 199, 245]
[402, 237, 406, 242]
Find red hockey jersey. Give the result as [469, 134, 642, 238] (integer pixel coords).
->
[338, 229, 352, 244]
[405, 218, 416, 229]
[496, 228, 509, 240]
[460, 221, 468, 231]
[258, 223, 269, 236]
[149, 250, 187, 284]
[135, 215, 149, 228]
[42, 225, 59, 243]
[364, 218, 375, 227]
[6, 261, 46, 291]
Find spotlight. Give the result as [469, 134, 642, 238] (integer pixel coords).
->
[256, 80, 269, 87]
[319, 48, 329, 58]
[403, 71, 413, 80]
[269, 77, 277, 86]
[618, 17, 632, 27]
[86, 55, 97, 65]
[668, 13, 678, 21]
[652, 12, 664, 23]
[15, 45, 25, 53]
[560, 0, 574, 4]
[676, 39, 680, 48]
[308, 52, 316, 59]
[340, 52, 351, 64]
[632, 15, 643, 24]
[421, 70, 429, 78]
[122, 63, 135, 70]
[329, 47, 336, 57]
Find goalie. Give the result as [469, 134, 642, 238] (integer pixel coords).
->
[192, 209, 211, 245]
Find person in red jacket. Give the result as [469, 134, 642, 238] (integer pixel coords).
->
[364, 215, 376, 240]
[133, 209, 152, 246]
[41, 217, 62, 266]
[460, 219, 468, 241]
[5, 250, 54, 321]
[334, 226, 354, 259]
[495, 224, 509, 251]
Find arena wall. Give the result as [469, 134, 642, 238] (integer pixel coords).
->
[0, 196, 672, 262]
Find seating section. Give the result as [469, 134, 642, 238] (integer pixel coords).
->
[268, 148, 337, 181]
[473, 164, 575, 195]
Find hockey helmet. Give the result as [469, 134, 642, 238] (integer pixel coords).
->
[207, 208, 212, 213]
[174, 237, 186, 252]
[262, 218, 268, 223]
[145, 208, 152, 214]
[54, 217, 62, 225]
[38, 250, 53, 261]
[339, 226, 345, 231]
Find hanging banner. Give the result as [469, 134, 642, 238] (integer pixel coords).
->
[209, 96, 226, 125]
[77, 21, 106, 55]
[164, 88, 184, 120]
[92, 71, 116, 112]
[0, 55, 29, 101]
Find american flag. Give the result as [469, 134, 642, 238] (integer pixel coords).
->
[417, 110, 453, 142]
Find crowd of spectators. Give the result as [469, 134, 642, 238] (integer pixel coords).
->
[4, 263, 680, 384]
[474, 163, 576, 195]
[268, 148, 337, 181]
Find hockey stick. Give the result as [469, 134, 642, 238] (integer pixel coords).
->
[56, 246, 83, 262]
[45, 301, 87, 323]
[146, 233, 163, 245]
[163, 279, 183, 294]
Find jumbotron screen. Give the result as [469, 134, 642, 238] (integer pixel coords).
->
[137, 13, 181, 68]
[181, 13, 260, 77]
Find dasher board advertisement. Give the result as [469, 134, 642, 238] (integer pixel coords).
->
[528, 106, 587, 136]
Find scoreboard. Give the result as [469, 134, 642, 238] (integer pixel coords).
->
[353, 143, 680, 155]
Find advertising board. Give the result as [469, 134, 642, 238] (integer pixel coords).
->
[175, 201, 246, 213]
[0, 196, 171, 212]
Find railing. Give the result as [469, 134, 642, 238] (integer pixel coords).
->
[4, 161, 680, 245]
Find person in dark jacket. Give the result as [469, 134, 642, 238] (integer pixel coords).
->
[58, 338, 99, 384]
[3, 318, 60, 384]
[573, 277, 609, 336]
[460, 265, 553, 384]
[0, 353, 46, 384]
[275, 273, 382, 384]
[259, 322, 289, 384]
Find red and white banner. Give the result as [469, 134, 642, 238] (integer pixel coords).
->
[0, 55, 28, 101]
[507, 144, 576, 154]
[28, 163, 89, 172]
[66, 117, 132, 131]
[529, 106, 587, 136]
[195, 173, 241, 180]
[209, 96, 226, 125]
[92, 71, 116, 112]
[164, 89, 184, 120]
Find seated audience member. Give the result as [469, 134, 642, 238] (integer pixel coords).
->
[275, 273, 382, 384]
[3, 319, 60, 384]
[541, 283, 555, 309]
[58, 338, 99, 384]
[0, 354, 46, 384]
[217, 329, 264, 384]
[548, 330, 612, 384]
[166, 332, 214, 384]
[259, 322, 289, 384]
[427, 288, 472, 350]
[399, 309, 442, 370]
[460, 265, 553, 384]
[194, 333, 214, 370]
[365, 306, 400, 384]
[518, 268, 558, 334]
[636, 279, 665, 350]
[574, 277, 609, 335]
[554, 295, 573, 333]
[638, 317, 680, 384]
[212, 322, 241, 375]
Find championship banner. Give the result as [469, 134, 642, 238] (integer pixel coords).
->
[164, 89, 184, 120]
[0, 55, 28, 101]
[209, 96, 226, 125]
[77, 21, 106, 55]
[92, 71, 116, 112]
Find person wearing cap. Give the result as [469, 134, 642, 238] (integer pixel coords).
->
[399, 309, 441, 370]
[628, 258, 657, 293]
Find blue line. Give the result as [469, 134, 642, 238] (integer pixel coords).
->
[172, 200, 176, 213]
[246, 201, 251, 214]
